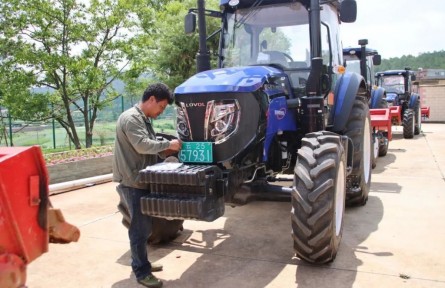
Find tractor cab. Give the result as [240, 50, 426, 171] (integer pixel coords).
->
[375, 69, 416, 106]
[343, 41, 381, 89]
[219, 1, 346, 99]
[186, 0, 357, 99]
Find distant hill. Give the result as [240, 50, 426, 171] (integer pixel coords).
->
[377, 50, 445, 72]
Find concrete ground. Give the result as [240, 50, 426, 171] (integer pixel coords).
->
[26, 123, 445, 288]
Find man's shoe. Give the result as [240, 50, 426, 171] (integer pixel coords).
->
[137, 274, 163, 288]
[151, 262, 163, 272]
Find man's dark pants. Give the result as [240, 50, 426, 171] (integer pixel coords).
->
[117, 184, 153, 280]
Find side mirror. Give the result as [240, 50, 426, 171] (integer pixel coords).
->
[261, 40, 268, 51]
[340, 0, 357, 23]
[373, 54, 382, 66]
[184, 13, 196, 34]
[411, 75, 417, 81]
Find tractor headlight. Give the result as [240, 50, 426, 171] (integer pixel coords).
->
[176, 103, 191, 140]
[205, 100, 240, 144]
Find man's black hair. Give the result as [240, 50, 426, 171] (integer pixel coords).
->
[142, 83, 174, 104]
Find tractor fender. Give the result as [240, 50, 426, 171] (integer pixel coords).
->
[330, 72, 366, 132]
[408, 93, 420, 109]
[370, 87, 386, 109]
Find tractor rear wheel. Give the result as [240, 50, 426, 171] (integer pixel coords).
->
[291, 132, 346, 264]
[413, 98, 421, 135]
[344, 96, 372, 206]
[403, 109, 415, 139]
[117, 192, 184, 245]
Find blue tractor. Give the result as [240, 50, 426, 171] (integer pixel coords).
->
[343, 39, 389, 164]
[375, 68, 422, 138]
[119, 0, 373, 264]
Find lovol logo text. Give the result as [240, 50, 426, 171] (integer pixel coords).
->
[185, 102, 205, 108]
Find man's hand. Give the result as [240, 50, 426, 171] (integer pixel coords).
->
[167, 139, 182, 152]
[159, 139, 182, 158]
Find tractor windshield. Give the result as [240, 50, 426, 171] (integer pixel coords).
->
[222, 2, 311, 69]
[344, 55, 376, 86]
[344, 58, 361, 75]
[379, 75, 405, 94]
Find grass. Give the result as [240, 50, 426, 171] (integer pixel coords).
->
[44, 145, 114, 165]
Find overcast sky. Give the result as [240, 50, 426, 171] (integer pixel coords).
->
[341, 0, 445, 59]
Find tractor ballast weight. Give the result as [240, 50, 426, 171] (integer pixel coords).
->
[119, 0, 374, 264]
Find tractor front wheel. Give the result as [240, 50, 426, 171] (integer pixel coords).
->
[291, 132, 346, 264]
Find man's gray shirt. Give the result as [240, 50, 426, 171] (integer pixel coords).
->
[112, 105, 170, 189]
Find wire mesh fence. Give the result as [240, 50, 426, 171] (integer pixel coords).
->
[0, 97, 176, 151]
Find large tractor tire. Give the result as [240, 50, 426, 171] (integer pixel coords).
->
[413, 98, 421, 135]
[371, 133, 379, 169]
[291, 132, 346, 264]
[117, 197, 184, 245]
[403, 109, 415, 139]
[344, 96, 372, 206]
[378, 132, 389, 157]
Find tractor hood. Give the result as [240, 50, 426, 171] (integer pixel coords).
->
[175, 66, 283, 94]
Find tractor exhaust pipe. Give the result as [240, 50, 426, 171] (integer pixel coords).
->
[196, 0, 211, 72]
[359, 39, 368, 83]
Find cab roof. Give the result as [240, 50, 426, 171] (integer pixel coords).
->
[219, 0, 341, 10]
[376, 70, 415, 76]
[343, 47, 379, 59]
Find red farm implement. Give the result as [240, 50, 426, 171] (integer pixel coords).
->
[0, 146, 80, 288]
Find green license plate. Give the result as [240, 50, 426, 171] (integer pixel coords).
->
[179, 142, 213, 163]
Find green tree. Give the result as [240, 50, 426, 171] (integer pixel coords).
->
[138, 0, 221, 89]
[0, 0, 168, 148]
[377, 51, 445, 72]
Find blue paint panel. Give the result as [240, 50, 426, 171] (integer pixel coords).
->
[175, 66, 283, 94]
[263, 96, 297, 161]
[370, 87, 385, 109]
[409, 94, 419, 108]
[331, 72, 363, 132]
[334, 73, 353, 115]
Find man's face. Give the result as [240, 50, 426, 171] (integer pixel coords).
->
[146, 96, 168, 119]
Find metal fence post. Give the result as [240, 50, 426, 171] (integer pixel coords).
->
[52, 103, 56, 149]
[8, 112, 13, 146]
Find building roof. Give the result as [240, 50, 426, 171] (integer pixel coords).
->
[416, 69, 445, 80]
